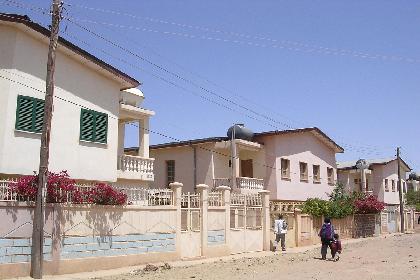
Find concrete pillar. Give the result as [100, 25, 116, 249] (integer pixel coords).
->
[139, 118, 149, 158]
[361, 169, 367, 193]
[216, 186, 231, 247]
[169, 182, 183, 258]
[294, 208, 302, 247]
[117, 120, 125, 156]
[259, 190, 271, 251]
[197, 184, 209, 257]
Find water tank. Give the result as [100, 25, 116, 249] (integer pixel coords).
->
[409, 172, 419, 181]
[227, 124, 254, 141]
[355, 159, 369, 170]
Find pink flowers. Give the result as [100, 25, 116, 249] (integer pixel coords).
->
[73, 183, 127, 205]
[9, 171, 127, 205]
[354, 195, 385, 214]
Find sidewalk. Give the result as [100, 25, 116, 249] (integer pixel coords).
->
[7, 233, 403, 280]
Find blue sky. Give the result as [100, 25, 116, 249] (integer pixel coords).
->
[2, 0, 419, 171]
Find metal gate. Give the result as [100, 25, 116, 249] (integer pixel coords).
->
[180, 192, 201, 259]
[387, 211, 397, 233]
[229, 193, 263, 253]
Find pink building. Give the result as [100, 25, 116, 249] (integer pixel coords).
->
[127, 126, 344, 202]
[337, 158, 411, 206]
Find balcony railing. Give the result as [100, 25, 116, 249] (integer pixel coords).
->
[213, 177, 264, 191]
[117, 154, 154, 181]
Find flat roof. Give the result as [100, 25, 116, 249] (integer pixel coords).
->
[0, 13, 140, 89]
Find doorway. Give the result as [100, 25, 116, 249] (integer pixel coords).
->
[241, 159, 253, 178]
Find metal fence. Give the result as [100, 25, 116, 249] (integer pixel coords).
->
[0, 180, 173, 206]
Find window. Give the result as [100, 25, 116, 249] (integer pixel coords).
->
[166, 160, 175, 185]
[327, 168, 334, 185]
[354, 178, 362, 191]
[79, 109, 108, 143]
[391, 180, 395, 192]
[15, 95, 44, 133]
[313, 165, 320, 183]
[403, 182, 406, 193]
[384, 179, 389, 192]
[281, 159, 290, 180]
[299, 162, 308, 182]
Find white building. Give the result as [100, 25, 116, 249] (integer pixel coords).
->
[0, 13, 154, 186]
[337, 158, 411, 205]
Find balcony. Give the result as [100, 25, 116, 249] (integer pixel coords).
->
[213, 177, 264, 192]
[117, 154, 154, 181]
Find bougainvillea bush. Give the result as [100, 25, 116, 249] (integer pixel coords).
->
[9, 171, 76, 203]
[302, 184, 385, 218]
[9, 172, 127, 205]
[354, 195, 385, 214]
[80, 183, 127, 205]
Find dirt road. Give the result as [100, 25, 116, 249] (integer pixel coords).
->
[97, 233, 420, 280]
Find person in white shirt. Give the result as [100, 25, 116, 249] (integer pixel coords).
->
[274, 214, 288, 251]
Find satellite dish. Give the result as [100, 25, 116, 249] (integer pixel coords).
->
[356, 159, 369, 170]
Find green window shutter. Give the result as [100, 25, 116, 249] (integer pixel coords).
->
[80, 109, 94, 141]
[80, 109, 108, 144]
[34, 99, 45, 133]
[15, 95, 44, 133]
[94, 113, 108, 143]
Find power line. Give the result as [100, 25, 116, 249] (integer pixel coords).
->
[0, 1, 400, 156]
[67, 2, 420, 65]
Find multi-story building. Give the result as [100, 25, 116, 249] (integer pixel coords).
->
[0, 13, 155, 186]
[337, 158, 412, 233]
[131, 125, 343, 203]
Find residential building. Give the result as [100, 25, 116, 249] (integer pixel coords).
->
[131, 126, 343, 202]
[0, 14, 154, 186]
[337, 158, 411, 205]
[407, 172, 419, 192]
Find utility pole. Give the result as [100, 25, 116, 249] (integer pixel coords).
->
[230, 125, 237, 190]
[31, 0, 62, 278]
[397, 147, 405, 234]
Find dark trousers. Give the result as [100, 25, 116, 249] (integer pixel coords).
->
[275, 233, 286, 250]
[321, 239, 333, 259]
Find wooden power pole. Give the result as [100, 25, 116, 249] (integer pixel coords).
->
[397, 147, 405, 233]
[30, 0, 62, 278]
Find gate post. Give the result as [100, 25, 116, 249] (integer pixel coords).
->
[216, 186, 231, 248]
[259, 190, 271, 251]
[170, 182, 183, 259]
[294, 208, 302, 247]
[197, 184, 209, 257]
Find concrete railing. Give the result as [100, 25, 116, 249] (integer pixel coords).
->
[213, 177, 264, 191]
[118, 154, 154, 173]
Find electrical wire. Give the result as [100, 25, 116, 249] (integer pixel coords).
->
[0, 1, 403, 157]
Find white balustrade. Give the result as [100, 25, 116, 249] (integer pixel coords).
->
[213, 177, 264, 190]
[236, 177, 264, 190]
[118, 154, 154, 174]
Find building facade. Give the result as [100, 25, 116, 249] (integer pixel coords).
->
[142, 127, 343, 201]
[0, 14, 154, 186]
[337, 158, 411, 206]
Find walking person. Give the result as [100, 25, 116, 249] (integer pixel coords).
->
[319, 217, 335, 260]
[274, 214, 288, 251]
[331, 233, 342, 262]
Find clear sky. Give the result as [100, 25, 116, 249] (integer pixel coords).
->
[2, 0, 419, 171]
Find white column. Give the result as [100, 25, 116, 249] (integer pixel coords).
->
[259, 190, 271, 251]
[138, 118, 149, 158]
[197, 184, 209, 257]
[169, 182, 183, 258]
[118, 120, 125, 156]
